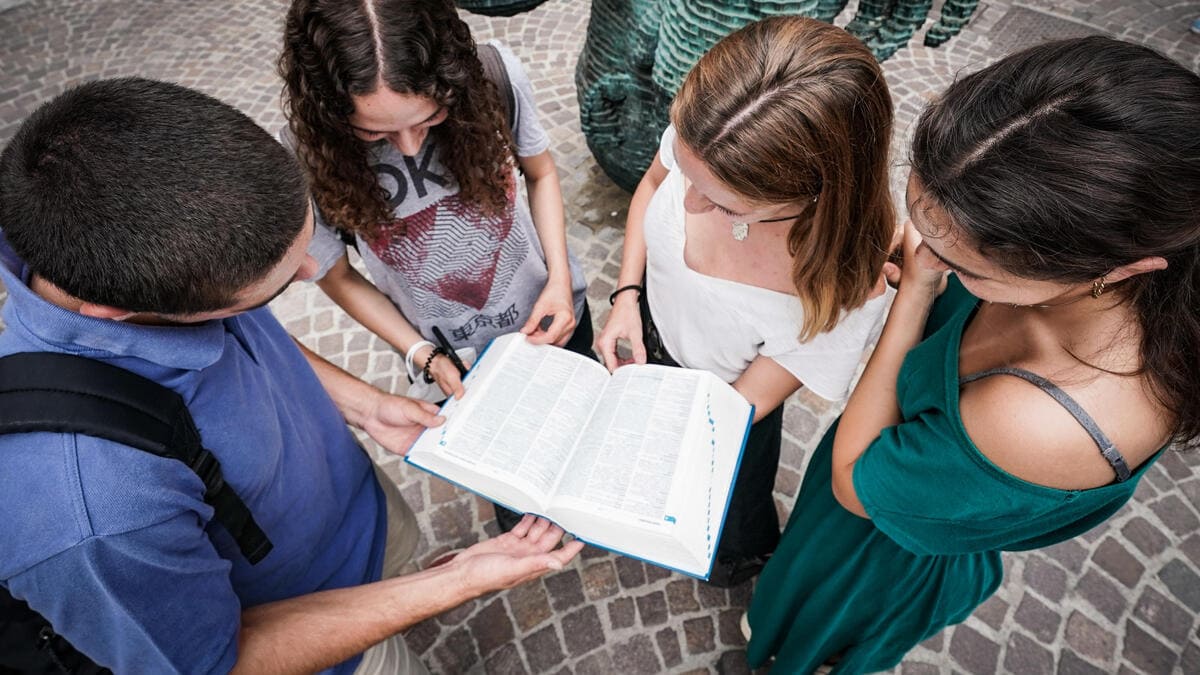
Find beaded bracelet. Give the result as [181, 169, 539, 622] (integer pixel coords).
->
[404, 340, 437, 383]
[608, 284, 644, 305]
[421, 347, 446, 384]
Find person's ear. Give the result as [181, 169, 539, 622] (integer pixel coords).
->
[1105, 256, 1168, 284]
[78, 302, 136, 322]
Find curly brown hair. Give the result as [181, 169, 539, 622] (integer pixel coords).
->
[279, 0, 515, 240]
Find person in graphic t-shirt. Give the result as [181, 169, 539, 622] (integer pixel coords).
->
[279, 0, 593, 531]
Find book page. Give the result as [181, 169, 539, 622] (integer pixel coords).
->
[552, 365, 701, 521]
[406, 334, 609, 509]
[548, 366, 753, 578]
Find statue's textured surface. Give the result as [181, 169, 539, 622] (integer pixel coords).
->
[575, 0, 979, 191]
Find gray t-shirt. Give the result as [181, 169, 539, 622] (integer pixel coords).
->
[294, 41, 588, 355]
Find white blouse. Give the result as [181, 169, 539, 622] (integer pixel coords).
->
[642, 126, 894, 401]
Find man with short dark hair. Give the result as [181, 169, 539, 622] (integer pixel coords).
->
[0, 77, 580, 674]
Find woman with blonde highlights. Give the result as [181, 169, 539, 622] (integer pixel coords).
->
[596, 16, 896, 587]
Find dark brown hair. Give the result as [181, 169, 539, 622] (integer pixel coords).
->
[671, 16, 895, 341]
[912, 36, 1200, 442]
[0, 78, 308, 314]
[279, 0, 514, 239]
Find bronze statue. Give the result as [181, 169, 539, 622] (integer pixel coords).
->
[574, 0, 979, 190]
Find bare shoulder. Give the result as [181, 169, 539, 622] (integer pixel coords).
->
[959, 372, 1168, 490]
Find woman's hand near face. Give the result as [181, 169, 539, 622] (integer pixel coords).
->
[899, 219, 949, 293]
[882, 220, 949, 297]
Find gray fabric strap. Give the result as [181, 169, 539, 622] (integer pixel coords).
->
[960, 366, 1132, 482]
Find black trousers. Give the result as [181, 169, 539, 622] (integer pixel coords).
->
[640, 293, 782, 559]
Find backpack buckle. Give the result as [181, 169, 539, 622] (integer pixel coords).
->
[189, 449, 225, 499]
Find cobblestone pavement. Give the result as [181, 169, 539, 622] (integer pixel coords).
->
[2, 1, 1199, 673]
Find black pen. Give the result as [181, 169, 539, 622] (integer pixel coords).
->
[431, 325, 468, 377]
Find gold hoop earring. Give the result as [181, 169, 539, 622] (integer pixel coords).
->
[1091, 276, 1107, 298]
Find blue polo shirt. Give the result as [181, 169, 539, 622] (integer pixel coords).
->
[0, 235, 386, 674]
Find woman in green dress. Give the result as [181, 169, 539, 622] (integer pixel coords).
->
[746, 36, 1200, 673]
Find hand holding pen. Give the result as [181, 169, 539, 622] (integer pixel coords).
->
[431, 325, 469, 377]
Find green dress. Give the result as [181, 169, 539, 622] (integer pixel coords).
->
[746, 279, 1164, 673]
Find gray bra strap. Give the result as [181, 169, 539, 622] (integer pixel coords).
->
[960, 367, 1132, 482]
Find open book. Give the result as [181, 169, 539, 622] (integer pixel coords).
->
[404, 333, 754, 579]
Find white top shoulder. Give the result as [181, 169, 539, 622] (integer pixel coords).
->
[643, 125, 894, 401]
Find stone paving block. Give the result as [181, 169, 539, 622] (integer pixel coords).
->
[1149, 493, 1200, 536]
[429, 499, 474, 543]
[1015, 594, 1063, 644]
[1179, 475, 1200, 508]
[543, 568, 585, 611]
[1180, 641, 1200, 675]
[1182, 534, 1200, 568]
[919, 630, 945, 652]
[949, 624, 1001, 675]
[614, 555, 647, 589]
[901, 663, 941, 675]
[405, 617, 441, 656]
[1043, 538, 1089, 575]
[1064, 610, 1116, 662]
[485, 643, 527, 675]
[1057, 650, 1111, 675]
[610, 634, 662, 674]
[580, 560, 619, 600]
[508, 581, 553, 632]
[428, 476, 460, 504]
[1121, 516, 1170, 557]
[716, 649, 754, 675]
[606, 596, 635, 629]
[437, 596, 478, 627]
[973, 594, 1009, 630]
[578, 544, 608, 561]
[574, 649, 615, 675]
[1092, 537, 1145, 588]
[655, 626, 683, 669]
[666, 578, 701, 613]
[469, 597, 516, 657]
[684, 615, 717, 655]
[433, 626, 480, 674]
[1122, 620, 1178, 674]
[561, 605, 605, 657]
[1076, 568, 1129, 623]
[1024, 555, 1069, 603]
[645, 562, 673, 583]
[1005, 632, 1054, 675]
[1157, 558, 1200, 613]
[635, 589, 669, 627]
[522, 624, 566, 673]
[698, 582, 728, 609]
[718, 608, 747, 648]
[1131, 586, 1194, 645]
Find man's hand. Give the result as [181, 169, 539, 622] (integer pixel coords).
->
[360, 393, 444, 456]
[448, 515, 584, 595]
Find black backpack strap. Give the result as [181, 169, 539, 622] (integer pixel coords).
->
[478, 42, 516, 137]
[0, 352, 272, 564]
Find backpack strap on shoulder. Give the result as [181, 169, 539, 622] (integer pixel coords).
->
[478, 42, 516, 136]
[0, 352, 273, 563]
